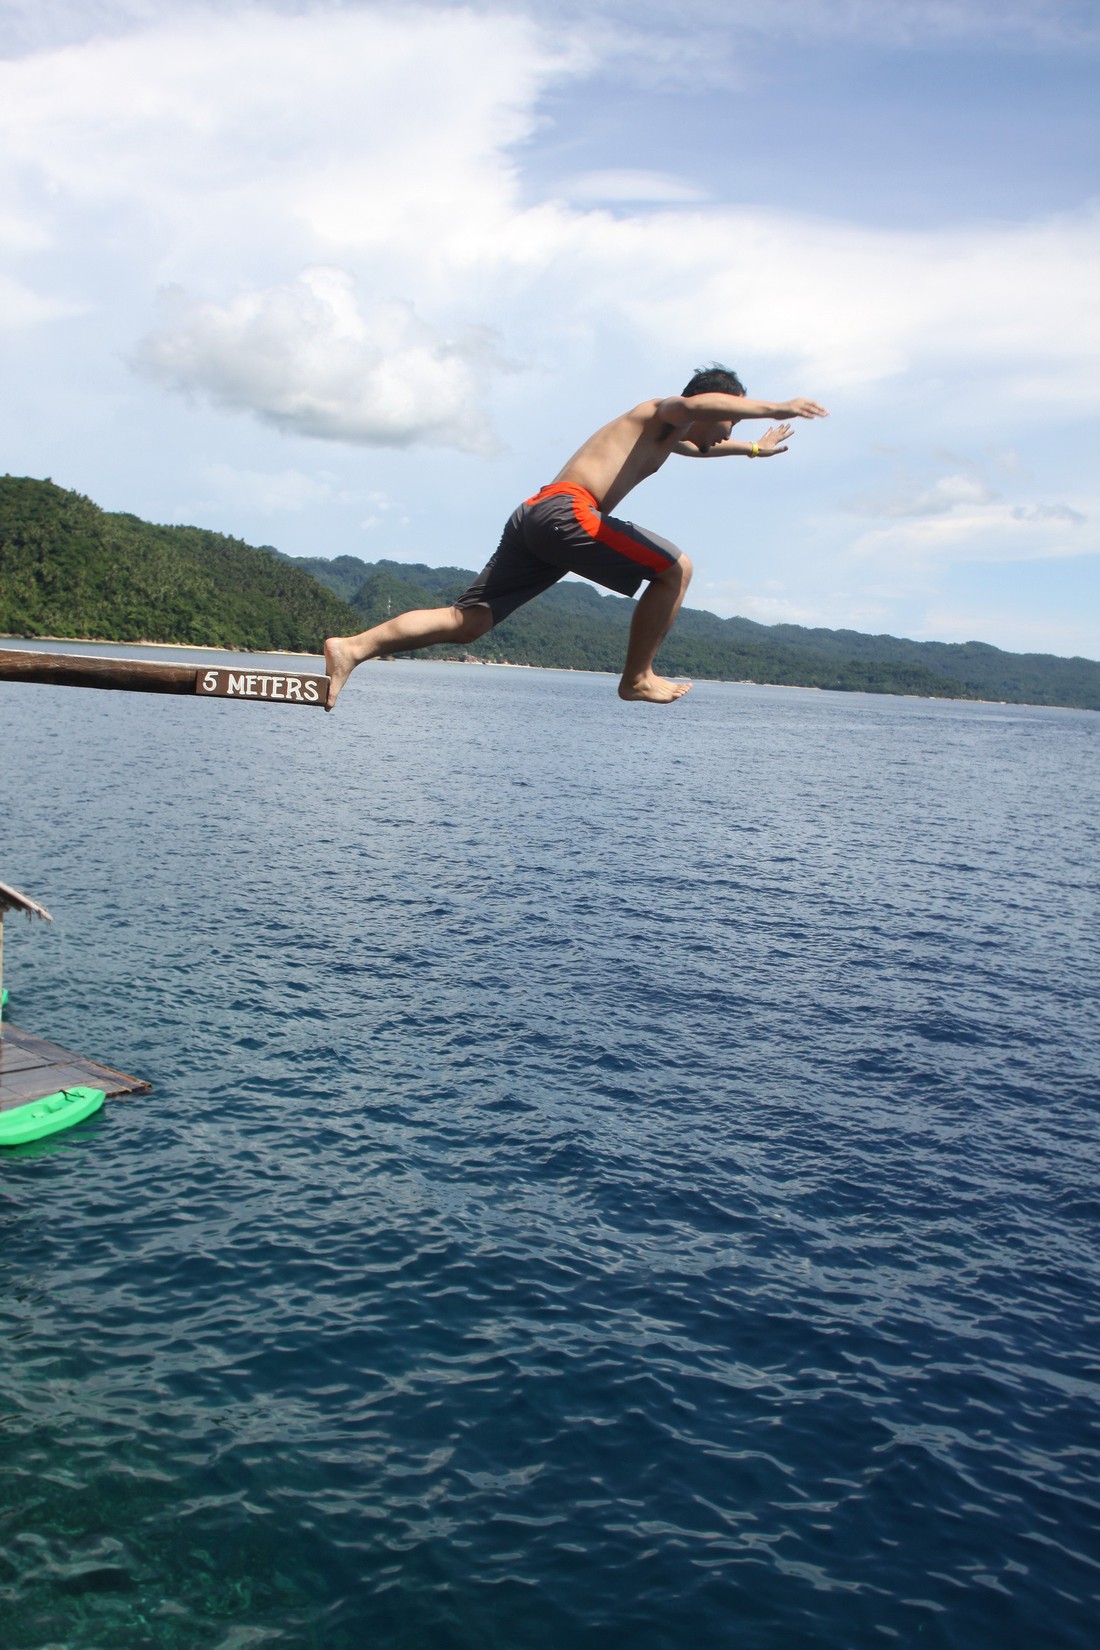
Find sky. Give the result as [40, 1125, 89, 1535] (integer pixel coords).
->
[1, 0, 1098, 658]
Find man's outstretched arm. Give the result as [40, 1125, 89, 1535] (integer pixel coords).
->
[658, 392, 828, 424]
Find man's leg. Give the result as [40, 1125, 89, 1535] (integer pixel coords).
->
[324, 603, 493, 710]
[618, 555, 694, 703]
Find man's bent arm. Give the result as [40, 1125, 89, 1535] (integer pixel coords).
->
[673, 422, 794, 459]
[673, 438, 780, 458]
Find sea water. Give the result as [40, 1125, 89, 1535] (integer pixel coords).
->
[1, 647, 1098, 1650]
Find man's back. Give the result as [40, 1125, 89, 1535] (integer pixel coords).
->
[553, 401, 675, 513]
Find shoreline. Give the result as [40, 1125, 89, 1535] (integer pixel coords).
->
[0, 633, 319, 658]
[0, 634, 1092, 713]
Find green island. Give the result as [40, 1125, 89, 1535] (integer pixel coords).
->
[3, 474, 1097, 710]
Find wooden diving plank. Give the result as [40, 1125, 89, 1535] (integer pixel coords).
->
[0, 650, 327, 706]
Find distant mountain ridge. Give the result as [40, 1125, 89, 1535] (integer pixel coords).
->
[289, 549, 1100, 711]
[1, 475, 360, 650]
[1, 474, 1095, 709]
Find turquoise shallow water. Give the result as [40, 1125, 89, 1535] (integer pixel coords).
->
[1, 648, 1098, 1649]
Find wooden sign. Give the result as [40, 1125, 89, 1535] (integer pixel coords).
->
[194, 667, 328, 707]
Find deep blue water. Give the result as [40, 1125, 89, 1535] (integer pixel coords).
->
[1, 646, 1098, 1650]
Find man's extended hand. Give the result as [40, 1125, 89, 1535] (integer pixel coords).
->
[785, 398, 828, 419]
[756, 423, 794, 456]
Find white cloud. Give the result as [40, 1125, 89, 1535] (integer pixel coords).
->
[578, 207, 1100, 398]
[846, 472, 997, 518]
[1011, 502, 1086, 525]
[837, 450, 1093, 570]
[0, 7, 568, 278]
[360, 486, 400, 530]
[557, 170, 710, 204]
[2, 3, 1098, 442]
[846, 500, 1096, 565]
[133, 268, 504, 452]
[695, 578, 895, 632]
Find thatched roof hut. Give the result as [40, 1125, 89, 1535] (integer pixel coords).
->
[0, 881, 52, 923]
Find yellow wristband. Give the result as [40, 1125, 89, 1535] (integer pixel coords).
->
[749, 442, 759, 458]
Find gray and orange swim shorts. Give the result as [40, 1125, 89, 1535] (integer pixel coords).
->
[455, 482, 682, 625]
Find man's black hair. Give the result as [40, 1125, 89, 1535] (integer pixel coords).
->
[681, 363, 745, 398]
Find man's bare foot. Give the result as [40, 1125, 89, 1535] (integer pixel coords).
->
[324, 636, 365, 711]
[618, 672, 692, 703]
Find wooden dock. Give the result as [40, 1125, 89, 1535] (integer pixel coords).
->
[0, 1022, 150, 1113]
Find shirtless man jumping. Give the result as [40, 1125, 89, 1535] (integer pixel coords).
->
[324, 365, 828, 709]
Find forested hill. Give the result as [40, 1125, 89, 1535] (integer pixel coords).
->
[0, 475, 359, 650]
[291, 550, 1100, 711]
[2, 475, 1096, 708]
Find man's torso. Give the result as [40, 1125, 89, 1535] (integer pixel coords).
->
[552, 400, 678, 513]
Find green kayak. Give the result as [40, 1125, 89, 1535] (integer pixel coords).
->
[0, 1086, 105, 1146]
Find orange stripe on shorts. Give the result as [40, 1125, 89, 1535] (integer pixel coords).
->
[524, 482, 673, 575]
